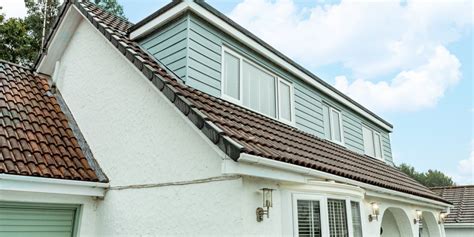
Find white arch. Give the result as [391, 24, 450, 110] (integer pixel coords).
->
[421, 211, 442, 237]
[380, 207, 415, 237]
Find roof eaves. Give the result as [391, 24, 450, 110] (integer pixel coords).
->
[128, 0, 183, 33]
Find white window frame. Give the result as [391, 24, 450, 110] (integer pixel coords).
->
[328, 106, 345, 145]
[362, 125, 384, 161]
[221, 46, 295, 125]
[278, 78, 295, 124]
[292, 193, 363, 237]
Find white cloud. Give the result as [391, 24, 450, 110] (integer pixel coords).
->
[334, 46, 461, 112]
[0, 0, 27, 19]
[228, 0, 472, 112]
[453, 142, 474, 184]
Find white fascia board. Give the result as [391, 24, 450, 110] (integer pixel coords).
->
[0, 174, 108, 197]
[224, 154, 451, 209]
[37, 6, 82, 75]
[129, 1, 392, 132]
[129, 2, 190, 40]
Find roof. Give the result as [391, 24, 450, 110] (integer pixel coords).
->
[37, 1, 448, 204]
[0, 60, 105, 182]
[431, 185, 474, 224]
[129, 0, 393, 130]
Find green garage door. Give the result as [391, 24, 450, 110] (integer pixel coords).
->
[0, 202, 79, 237]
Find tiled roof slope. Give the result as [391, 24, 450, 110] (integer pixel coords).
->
[44, 1, 448, 204]
[0, 60, 101, 181]
[431, 185, 474, 224]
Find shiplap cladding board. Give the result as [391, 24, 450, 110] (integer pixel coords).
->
[140, 17, 189, 80]
[139, 12, 393, 163]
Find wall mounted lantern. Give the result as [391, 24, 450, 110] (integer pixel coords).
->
[368, 202, 380, 222]
[414, 210, 423, 224]
[256, 188, 274, 222]
[438, 212, 448, 224]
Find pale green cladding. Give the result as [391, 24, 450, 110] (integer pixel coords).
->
[139, 13, 393, 164]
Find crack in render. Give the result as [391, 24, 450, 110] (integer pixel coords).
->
[108, 175, 242, 191]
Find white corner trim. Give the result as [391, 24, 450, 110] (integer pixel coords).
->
[0, 174, 108, 197]
[129, 1, 392, 132]
[227, 153, 451, 208]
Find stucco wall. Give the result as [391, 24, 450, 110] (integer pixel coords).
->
[56, 16, 284, 236]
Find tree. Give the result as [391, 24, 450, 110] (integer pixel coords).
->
[398, 163, 455, 187]
[0, 13, 36, 64]
[94, 0, 126, 19]
[0, 0, 126, 65]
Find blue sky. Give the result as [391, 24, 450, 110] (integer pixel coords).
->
[2, 0, 471, 184]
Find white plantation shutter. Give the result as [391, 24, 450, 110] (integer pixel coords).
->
[328, 199, 349, 237]
[297, 200, 322, 237]
[351, 201, 363, 237]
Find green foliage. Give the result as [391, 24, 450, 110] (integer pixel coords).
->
[398, 163, 455, 187]
[94, 0, 126, 19]
[0, 0, 126, 66]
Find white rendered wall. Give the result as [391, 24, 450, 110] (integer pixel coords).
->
[56, 16, 283, 236]
[0, 190, 98, 237]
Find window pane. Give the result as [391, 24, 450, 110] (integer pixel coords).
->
[279, 81, 292, 121]
[223, 52, 240, 99]
[242, 61, 276, 117]
[323, 105, 331, 140]
[362, 126, 375, 157]
[351, 201, 363, 237]
[328, 199, 348, 237]
[331, 110, 342, 142]
[374, 133, 382, 159]
[297, 200, 322, 237]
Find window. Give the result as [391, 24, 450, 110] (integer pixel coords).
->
[351, 201, 363, 237]
[221, 47, 294, 123]
[322, 104, 344, 144]
[278, 79, 293, 123]
[362, 125, 383, 159]
[296, 200, 322, 237]
[327, 199, 348, 237]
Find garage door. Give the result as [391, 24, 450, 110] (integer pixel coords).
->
[0, 202, 79, 237]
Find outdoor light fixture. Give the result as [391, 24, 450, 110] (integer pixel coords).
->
[256, 188, 274, 222]
[414, 210, 423, 224]
[368, 202, 380, 222]
[439, 212, 448, 224]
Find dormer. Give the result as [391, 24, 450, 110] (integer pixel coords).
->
[129, 0, 395, 164]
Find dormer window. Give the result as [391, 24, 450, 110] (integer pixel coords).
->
[221, 47, 294, 123]
[322, 103, 344, 145]
[362, 125, 383, 160]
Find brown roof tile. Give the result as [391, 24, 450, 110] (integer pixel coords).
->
[36, 1, 449, 203]
[0, 60, 101, 182]
[431, 186, 474, 224]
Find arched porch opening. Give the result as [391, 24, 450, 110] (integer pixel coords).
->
[380, 207, 414, 237]
[420, 211, 441, 237]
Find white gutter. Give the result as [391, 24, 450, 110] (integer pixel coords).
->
[129, 0, 393, 132]
[0, 174, 108, 197]
[226, 154, 451, 209]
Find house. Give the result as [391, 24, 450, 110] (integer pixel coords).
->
[430, 186, 474, 237]
[0, 0, 453, 236]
